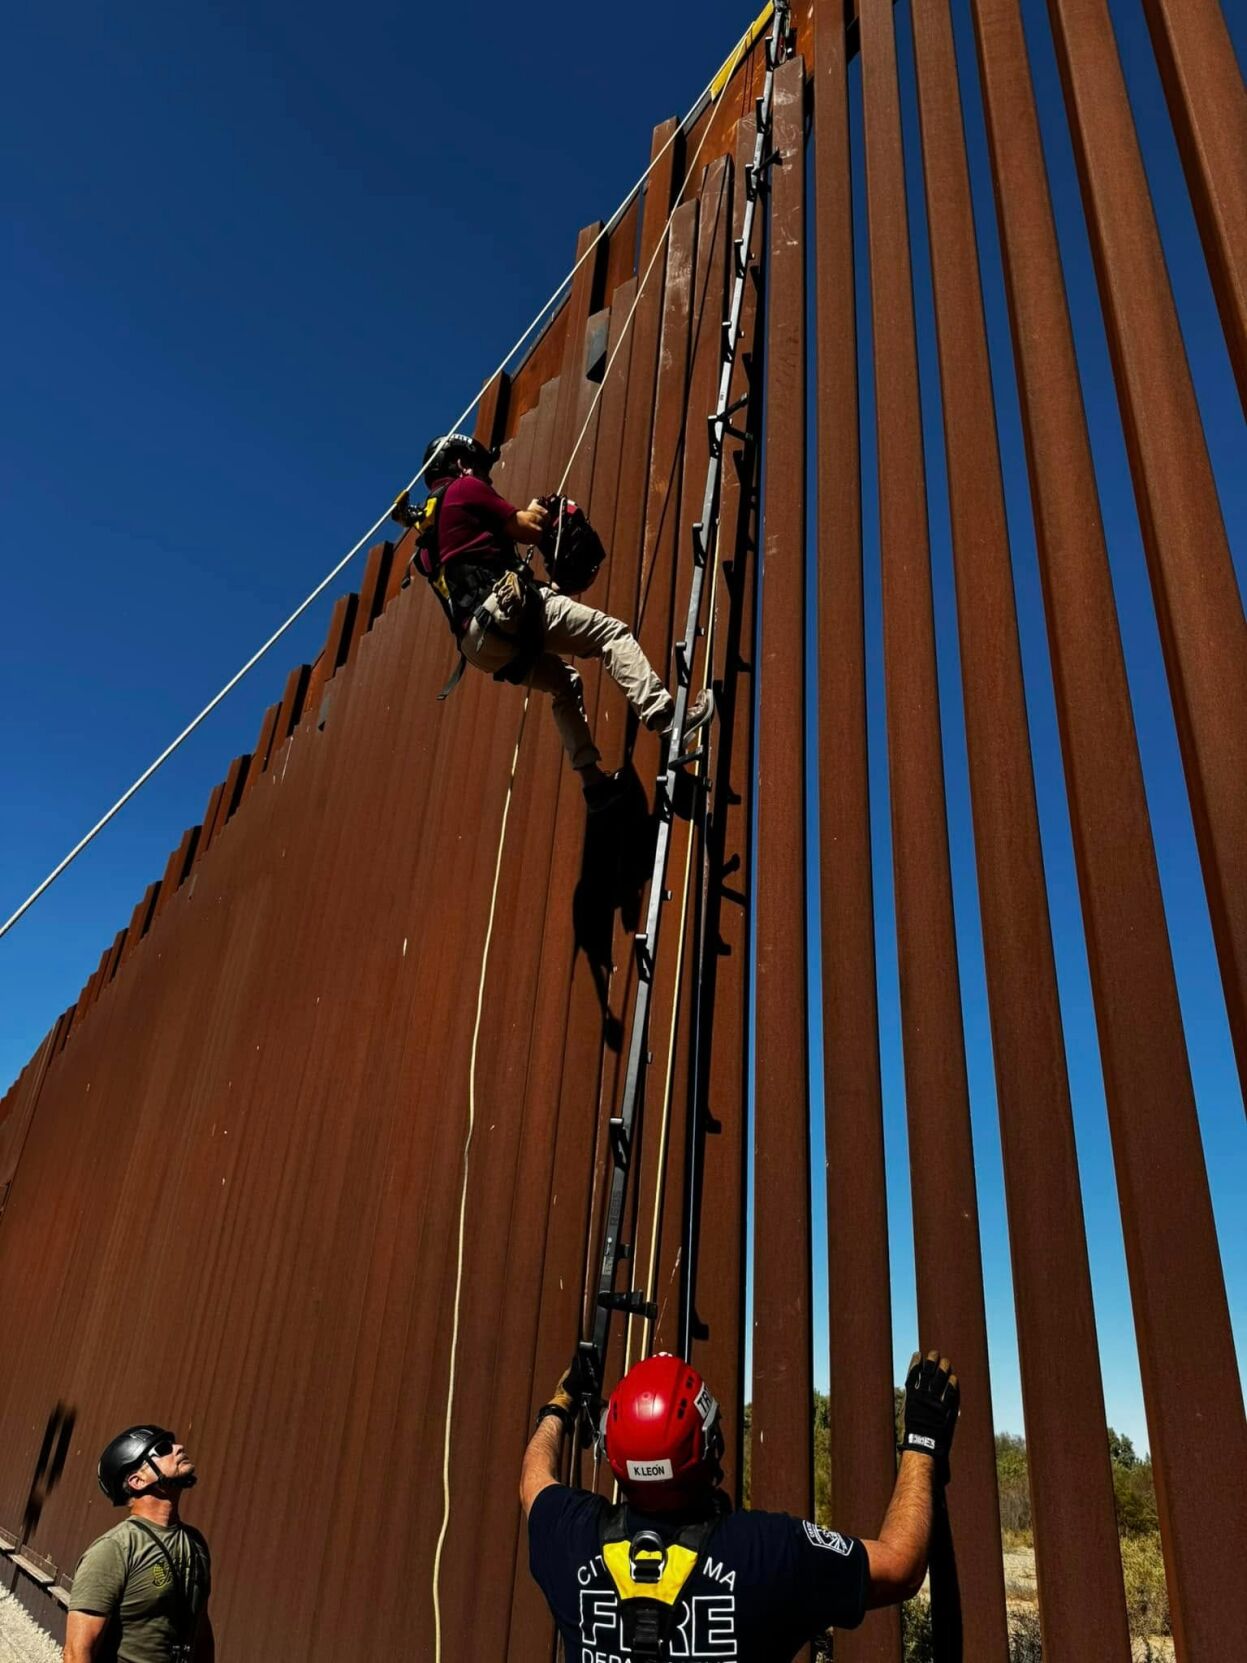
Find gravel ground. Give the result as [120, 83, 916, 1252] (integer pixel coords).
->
[0, 1587, 60, 1663]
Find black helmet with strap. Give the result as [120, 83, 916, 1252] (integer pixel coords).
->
[422, 431, 498, 483]
[98, 1424, 186, 1505]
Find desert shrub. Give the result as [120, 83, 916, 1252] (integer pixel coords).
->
[1008, 1607, 1043, 1662]
[1120, 1533, 1170, 1640]
[996, 1431, 1031, 1534]
[901, 1596, 933, 1663]
[1113, 1460, 1159, 1536]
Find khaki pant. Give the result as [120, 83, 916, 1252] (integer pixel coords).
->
[462, 589, 673, 770]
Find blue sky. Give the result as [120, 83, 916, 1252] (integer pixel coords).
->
[3, 1, 1242, 1457]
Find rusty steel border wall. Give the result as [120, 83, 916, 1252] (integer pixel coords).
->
[1, 2, 1244, 1658]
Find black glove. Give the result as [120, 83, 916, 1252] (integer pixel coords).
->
[552, 1344, 602, 1411]
[901, 1351, 959, 1475]
[390, 489, 418, 528]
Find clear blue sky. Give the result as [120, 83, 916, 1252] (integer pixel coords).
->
[2, 0, 1243, 1458]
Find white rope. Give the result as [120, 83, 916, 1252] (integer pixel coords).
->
[0, 22, 758, 946]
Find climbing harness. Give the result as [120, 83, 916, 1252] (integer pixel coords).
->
[575, 0, 789, 1422]
[598, 1505, 719, 1663]
[397, 479, 547, 699]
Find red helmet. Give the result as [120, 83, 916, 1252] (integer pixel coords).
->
[602, 1353, 723, 1512]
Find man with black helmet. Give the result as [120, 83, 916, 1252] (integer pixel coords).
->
[520, 1349, 959, 1661]
[63, 1426, 211, 1663]
[394, 434, 713, 812]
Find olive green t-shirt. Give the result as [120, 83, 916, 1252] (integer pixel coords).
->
[69, 1517, 211, 1662]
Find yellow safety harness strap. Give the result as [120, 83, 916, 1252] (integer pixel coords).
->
[599, 1506, 718, 1662]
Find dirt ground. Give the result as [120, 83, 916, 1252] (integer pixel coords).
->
[0, 1587, 59, 1663]
[1003, 1544, 1174, 1662]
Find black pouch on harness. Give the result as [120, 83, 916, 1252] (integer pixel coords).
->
[535, 495, 607, 594]
[400, 484, 544, 697]
[475, 569, 547, 686]
[598, 1505, 718, 1663]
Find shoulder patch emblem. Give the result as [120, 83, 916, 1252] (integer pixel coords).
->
[802, 1521, 853, 1556]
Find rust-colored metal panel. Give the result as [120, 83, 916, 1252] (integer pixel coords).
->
[474, 368, 510, 447]
[970, 4, 1247, 1657]
[586, 280, 637, 541]
[598, 119, 682, 778]
[691, 125, 756, 1502]
[811, 6, 898, 1655]
[119, 882, 161, 969]
[604, 197, 639, 300]
[242, 703, 282, 801]
[195, 782, 227, 860]
[910, 2, 1131, 1654]
[102, 928, 127, 986]
[550, 223, 607, 479]
[350, 540, 396, 653]
[302, 592, 359, 718]
[273, 662, 311, 748]
[205, 754, 251, 844]
[1045, 0, 1247, 1103]
[382, 528, 415, 608]
[561, 306, 611, 506]
[1139, 0, 1247, 409]
[751, 51, 813, 1521]
[859, 2, 1007, 1650]
[153, 825, 200, 920]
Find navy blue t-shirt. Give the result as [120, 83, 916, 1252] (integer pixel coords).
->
[528, 1485, 868, 1661]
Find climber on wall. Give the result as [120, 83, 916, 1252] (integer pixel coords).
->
[64, 1426, 212, 1663]
[519, 1349, 959, 1661]
[392, 433, 713, 812]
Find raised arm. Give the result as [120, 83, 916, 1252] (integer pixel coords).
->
[519, 1348, 601, 1515]
[520, 1413, 568, 1517]
[505, 498, 551, 545]
[860, 1352, 959, 1608]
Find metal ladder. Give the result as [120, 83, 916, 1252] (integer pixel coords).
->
[581, 0, 790, 1405]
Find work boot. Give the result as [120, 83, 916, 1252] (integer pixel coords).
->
[645, 688, 716, 745]
[680, 688, 715, 744]
[582, 771, 624, 814]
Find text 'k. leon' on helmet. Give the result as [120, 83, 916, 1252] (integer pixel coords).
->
[603, 1353, 724, 1513]
[97, 1424, 177, 1504]
[422, 432, 498, 483]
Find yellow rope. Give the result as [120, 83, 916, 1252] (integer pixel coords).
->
[431, 695, 529, 1660]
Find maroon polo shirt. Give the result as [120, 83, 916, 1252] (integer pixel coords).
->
[417, 473, 517, 575]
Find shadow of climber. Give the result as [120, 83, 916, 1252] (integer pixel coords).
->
[572, 763, 656, 1051]
[17, 1401, 75, 1563]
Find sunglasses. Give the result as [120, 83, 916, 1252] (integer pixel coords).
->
[146, 1437, 176, 1460]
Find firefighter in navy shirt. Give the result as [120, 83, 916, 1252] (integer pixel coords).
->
[521, 1349, 959, 1662]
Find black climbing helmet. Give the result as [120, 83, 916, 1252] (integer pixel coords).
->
[422, 432, 497, 483]
[535, 495, 608, 595]
[97, 1424, 180, 1505]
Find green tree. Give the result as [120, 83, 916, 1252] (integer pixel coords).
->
[1107, 1426, 1139, 1470]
